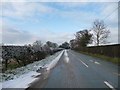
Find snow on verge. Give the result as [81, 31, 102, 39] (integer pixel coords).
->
[1, 50, 64, 89]
[44, 50, 64, 70]
[1, 51, 62, 82]
[2, 71, 40, 88]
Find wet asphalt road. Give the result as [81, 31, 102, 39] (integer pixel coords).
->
[28, 50, 118, 89]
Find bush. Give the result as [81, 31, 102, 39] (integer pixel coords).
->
[33, 51, 47, 61]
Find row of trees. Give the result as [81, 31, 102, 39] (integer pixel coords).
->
[70, 19, 110, 49]
[2, 40, 60, 71]
[59, 42, 70, 49]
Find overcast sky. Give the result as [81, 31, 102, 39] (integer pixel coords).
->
[1, 0, 119, 45]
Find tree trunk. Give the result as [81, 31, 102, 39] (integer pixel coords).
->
[16, 59, 21, 65]
[97, 34, 99, 46]
[5, 59, 8, 71]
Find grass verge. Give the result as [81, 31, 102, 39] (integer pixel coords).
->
[76, 50, 120, 65]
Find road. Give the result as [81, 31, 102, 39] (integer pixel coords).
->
[27, 50, 118, 89]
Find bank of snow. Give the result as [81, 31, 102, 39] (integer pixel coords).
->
[2, 71, 40, 88]
[1, 50, 64, 89]
[44, 50, 64, 70]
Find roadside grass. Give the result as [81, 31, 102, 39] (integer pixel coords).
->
[77, 51, 120, 65]
[7, 63, 22, 70]
[2, 61, 23, 71]
[2, 51, 62, 72]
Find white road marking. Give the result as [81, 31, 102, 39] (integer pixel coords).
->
[90, 60, 94, 62]
[104, 81, 115, 90]
[89, 60, 100, 65]
[69, 50, 88, 67]
[94, 61, 100, 65]
[80, 60, 88, 67]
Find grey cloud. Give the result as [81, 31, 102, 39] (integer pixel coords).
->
[2, 26, 36, 45]
[2, 26, 74, 45]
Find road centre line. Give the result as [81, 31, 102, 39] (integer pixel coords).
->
[69, 51, 88, 68]
[90, 60, 94, 62]
[94, 61, 100, 65]
[80, 60, 88, 67]
[89, 60, 100, 65]
[104, 81, 116, 90]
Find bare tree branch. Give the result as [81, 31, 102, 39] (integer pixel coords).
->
[92, 19, 110, 46]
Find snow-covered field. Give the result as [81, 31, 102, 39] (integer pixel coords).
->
[0, 50, 64, 89]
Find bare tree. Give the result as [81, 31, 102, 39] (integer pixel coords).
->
[46, 41, 58, 48]
[70, 39, 76, 49]
[33, 40, 43, 52]
[33, 40, 43, 47]
[92, 20, 110, 46]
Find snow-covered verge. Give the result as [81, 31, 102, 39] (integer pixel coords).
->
[44, 50, 64, 70]
[2, 71, 40, 88]
[0, 50, 64, 89]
